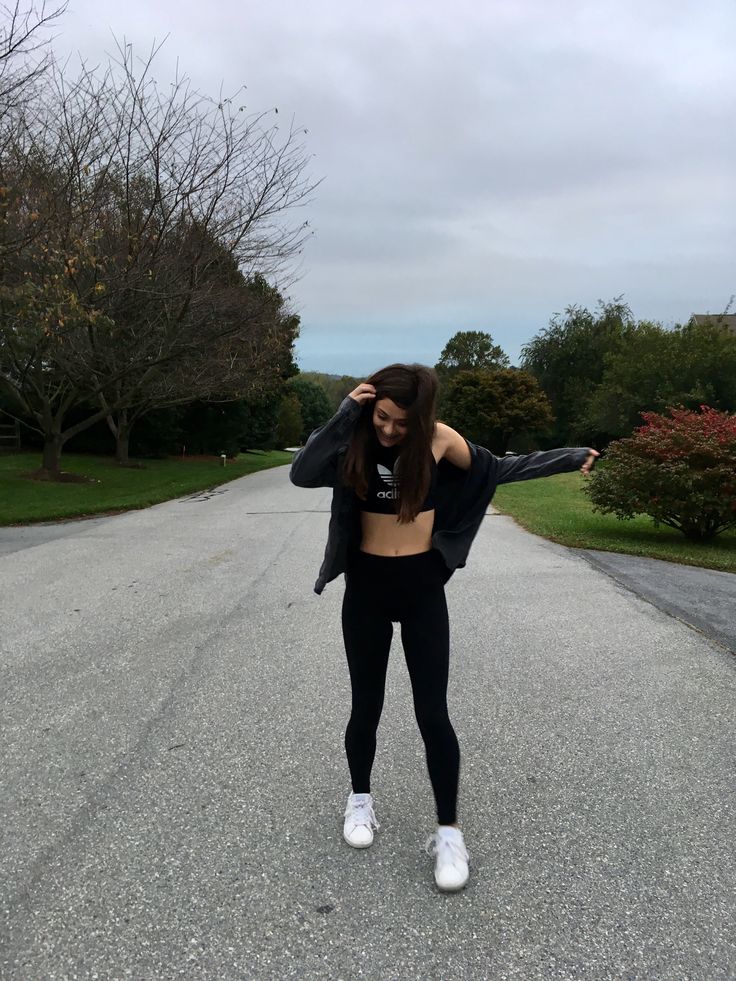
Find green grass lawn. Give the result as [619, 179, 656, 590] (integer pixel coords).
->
[493, 472, 736, 573]
[0, 450, 293, 525]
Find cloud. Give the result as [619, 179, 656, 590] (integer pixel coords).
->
[57, 0, 736, 373]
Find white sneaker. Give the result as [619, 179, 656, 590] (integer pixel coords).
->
[425, 826, 470, 891]
[343, 792, 380, 848]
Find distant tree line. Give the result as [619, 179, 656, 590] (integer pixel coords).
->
[269, 298, 736, 458]
[434, 299, 736, 454]
[519, 298, 736, 448]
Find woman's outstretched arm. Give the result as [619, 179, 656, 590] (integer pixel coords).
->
[434, 422, 598, 480]
[495, 446, 599, 484]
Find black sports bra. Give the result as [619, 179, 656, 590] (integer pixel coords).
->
[358, 444, 438, 515]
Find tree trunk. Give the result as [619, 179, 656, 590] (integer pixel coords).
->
[116, 429, 130, 466]
[106, 406, 131, 465]
[40, 436, 63, 478]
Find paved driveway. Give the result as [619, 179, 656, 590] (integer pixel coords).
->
[576, 549, 735, 655]
[2, 467, 734, 979]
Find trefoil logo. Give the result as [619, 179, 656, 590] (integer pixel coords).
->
[377, 462, 400, 499]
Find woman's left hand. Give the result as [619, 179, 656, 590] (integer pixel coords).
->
[581, 449, 600, 475]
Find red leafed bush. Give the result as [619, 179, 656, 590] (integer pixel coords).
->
[585, 405, 736, 541]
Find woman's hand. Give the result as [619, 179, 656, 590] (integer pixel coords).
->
[348, 383, 377, 404]
[581, 449, 600, 475]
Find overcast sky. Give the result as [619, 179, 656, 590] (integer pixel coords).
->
[56, 0, 735, 376]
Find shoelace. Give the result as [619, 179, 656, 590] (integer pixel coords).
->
[345, 798, 380, 831]
[425, 832, 469, 865]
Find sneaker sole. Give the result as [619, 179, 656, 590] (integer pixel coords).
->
[434, 867, 470, 891]
[435, 877, 468, 892]
[343, 831, 373, 849]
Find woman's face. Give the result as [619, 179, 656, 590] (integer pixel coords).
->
[373, 398, 409, 447]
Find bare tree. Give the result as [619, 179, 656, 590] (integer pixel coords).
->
[0, 59, 118, 473]
[0, 1, 67, 111]
[99, 275, 301, 465]
[0, 40, 318, 476]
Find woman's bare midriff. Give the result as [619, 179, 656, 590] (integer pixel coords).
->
[360, 509, 435, 556]
[359, 443, 441, 556]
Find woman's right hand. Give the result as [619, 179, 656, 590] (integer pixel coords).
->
[348, 383, 376, 404]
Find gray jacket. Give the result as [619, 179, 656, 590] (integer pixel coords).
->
[290, 396, 592, 594]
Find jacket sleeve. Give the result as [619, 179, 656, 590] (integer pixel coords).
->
[289, 396, 363, 488]
[495, 447, 592, 485]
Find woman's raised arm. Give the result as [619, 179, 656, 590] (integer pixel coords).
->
[289, 386, 372, 488]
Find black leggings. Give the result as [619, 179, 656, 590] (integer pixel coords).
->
[341, 549, 460, 825]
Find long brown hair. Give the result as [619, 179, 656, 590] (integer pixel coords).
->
[343, 363, 438, 523]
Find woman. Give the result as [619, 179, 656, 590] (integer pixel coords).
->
[290, 363, 598, 892]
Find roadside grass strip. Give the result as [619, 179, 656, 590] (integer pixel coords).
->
[0, 451, 292, 525]
[493, 472, 736, 574]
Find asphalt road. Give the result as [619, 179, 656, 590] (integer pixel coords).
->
[2, 467, 735, 980]
[576, 549, 736, 656]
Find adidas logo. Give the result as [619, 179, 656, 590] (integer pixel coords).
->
[377, 463, 400, 500]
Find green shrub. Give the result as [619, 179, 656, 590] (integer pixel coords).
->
[585, 405, 736, 541]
